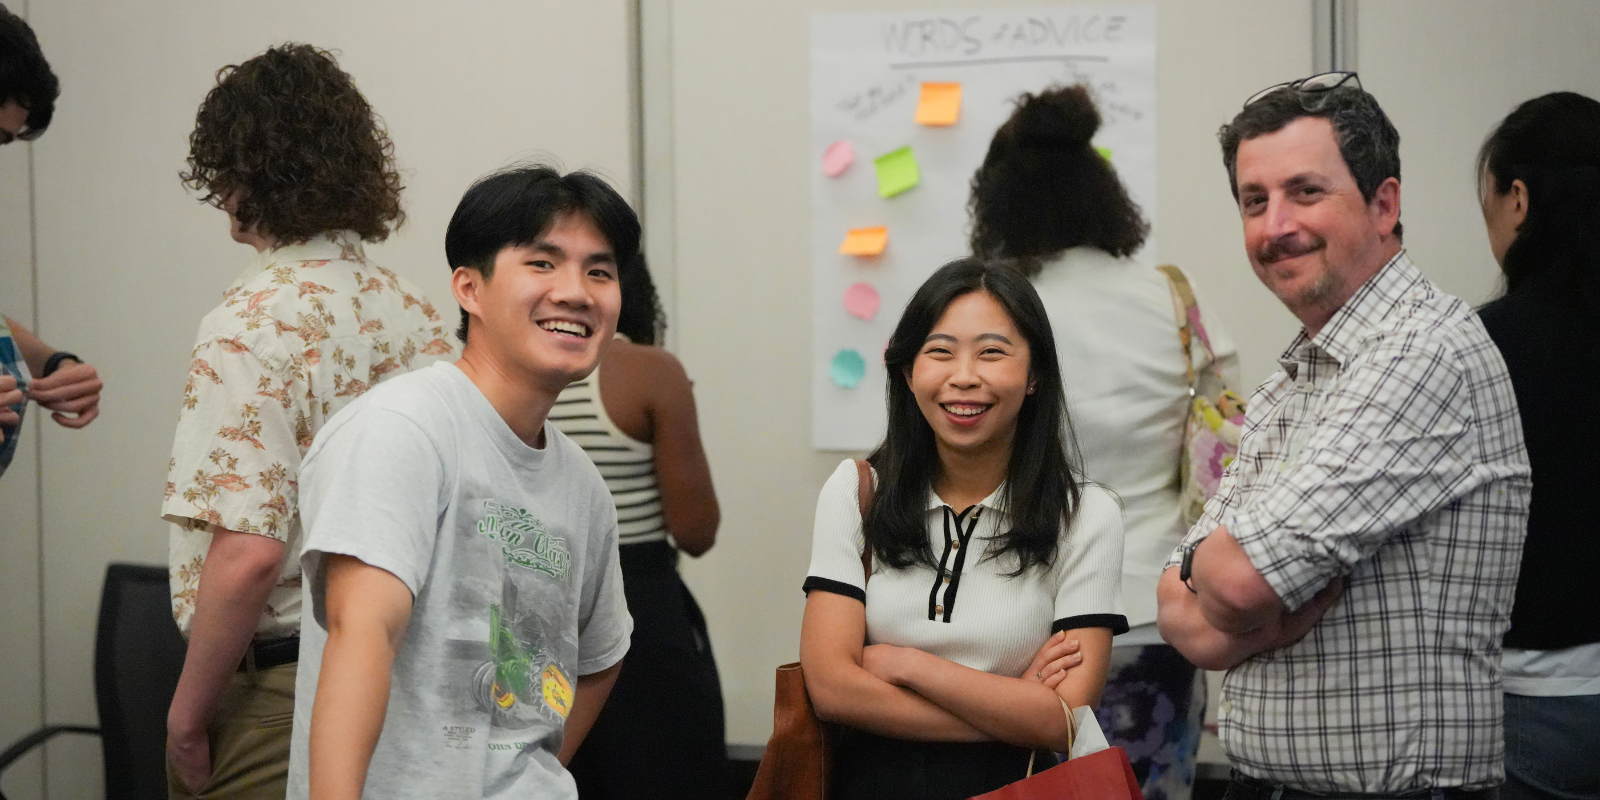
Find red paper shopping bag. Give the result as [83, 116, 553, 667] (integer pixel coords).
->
[969, 746, 1144, 800]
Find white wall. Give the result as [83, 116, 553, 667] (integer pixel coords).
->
[1, 3, 632, 798]
[1358, 0, 1600, 307]
[0, 86, 46, 800]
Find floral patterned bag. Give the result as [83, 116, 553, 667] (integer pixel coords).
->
[1157, 265, 1246, 526]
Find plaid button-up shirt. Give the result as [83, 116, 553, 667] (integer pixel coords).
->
[1172, 252, 1531, 792]
[0, 315, 31, 477]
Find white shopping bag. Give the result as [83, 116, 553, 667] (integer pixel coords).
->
[1068, 705, 1110, 759]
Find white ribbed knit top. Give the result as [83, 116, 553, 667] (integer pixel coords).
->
[549, 376, 668, 546]
[804, 459, 1126, 679]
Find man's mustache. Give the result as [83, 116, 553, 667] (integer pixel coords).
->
[1256, 234, 1326, 265]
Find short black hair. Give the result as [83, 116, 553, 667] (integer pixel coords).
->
[969, 84, 1148, 272]
[0, 3, 58, 136]
[445, 165, 641, 343]
[1219, 83, 1403, 238]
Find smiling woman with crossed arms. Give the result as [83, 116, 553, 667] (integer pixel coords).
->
[799, 259, 1127, 800]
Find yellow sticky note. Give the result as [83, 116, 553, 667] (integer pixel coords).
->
[839, 226, 888, 256]
[1096, 146, 1113, 161]
[873, 147, 920, 198]
[915, 82, 963, 126]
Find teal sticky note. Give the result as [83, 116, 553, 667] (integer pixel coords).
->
[873, 146, 920, 198]
[830, 349, 867, 388]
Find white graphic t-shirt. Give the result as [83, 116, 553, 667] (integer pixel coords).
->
[288, 361, 632, 799]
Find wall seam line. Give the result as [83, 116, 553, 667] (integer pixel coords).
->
[25, 30, 51, 800]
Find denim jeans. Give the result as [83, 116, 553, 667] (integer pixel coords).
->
[1503, 692, 1600, 800]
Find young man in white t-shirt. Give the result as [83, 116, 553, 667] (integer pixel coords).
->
[287, 165, 639, 800]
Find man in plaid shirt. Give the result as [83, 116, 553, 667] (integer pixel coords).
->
[1157, 74, 1530, 799]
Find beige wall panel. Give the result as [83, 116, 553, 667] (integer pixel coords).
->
[668, 0, 1312, 746]
[1358, 0, 1600, 307]
[22, 2, 632, 796]
[1, 139, 44, 800]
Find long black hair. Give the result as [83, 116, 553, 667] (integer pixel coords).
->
[1478, 91, 1600, 297]
[865, 259, 1082, 577]
[969, 84, 1147, 275]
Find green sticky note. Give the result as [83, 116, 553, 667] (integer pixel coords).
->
[830, 349, 867, 388]
[873, 146, 920, 198]
[1096, 146, 1113, 162]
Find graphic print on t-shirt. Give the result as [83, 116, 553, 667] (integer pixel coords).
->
[462, 500, 577, 733]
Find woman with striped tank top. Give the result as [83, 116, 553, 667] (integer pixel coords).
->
[557, 253, 727, 799]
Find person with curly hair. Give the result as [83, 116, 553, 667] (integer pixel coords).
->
[161, 43, 455, 800]
[969, 84, 1239, 800]
[1, 2, 105, 479]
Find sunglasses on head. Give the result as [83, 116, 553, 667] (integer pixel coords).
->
[1244, 71, 1361, 109]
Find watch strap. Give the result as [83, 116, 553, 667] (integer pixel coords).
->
[41, 351, 79, 378]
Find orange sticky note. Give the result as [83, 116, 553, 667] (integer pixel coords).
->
[915, 82, 962, 126]
[839, 226, 888, 257]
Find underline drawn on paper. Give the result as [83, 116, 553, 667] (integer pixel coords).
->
[889, 54, 1109, 70]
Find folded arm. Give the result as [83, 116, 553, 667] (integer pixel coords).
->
[799, 591, 987, 742]
[1157, 564, 1344, 671]
[870, 626, 1111, 752]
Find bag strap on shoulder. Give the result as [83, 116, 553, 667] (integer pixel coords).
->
[1156, 264, 1225, 384]
[855, 459, 874, 585]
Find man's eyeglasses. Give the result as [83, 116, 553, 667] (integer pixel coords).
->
[1244, 71, 1361, 109]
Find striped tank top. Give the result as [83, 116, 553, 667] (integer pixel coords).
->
[551, 375, 668, 545]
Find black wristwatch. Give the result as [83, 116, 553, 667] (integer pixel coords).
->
[41, 351, 79, 378]
[1179, 536, 1207, 594]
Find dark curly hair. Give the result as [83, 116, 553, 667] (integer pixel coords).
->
[969, 84, 1148, 275]
[0, 3, 59, 135]
[181, 43, 403, 244]
[618, 252, 666, 346]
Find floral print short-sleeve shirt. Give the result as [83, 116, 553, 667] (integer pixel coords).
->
[163, 231, 457, 638]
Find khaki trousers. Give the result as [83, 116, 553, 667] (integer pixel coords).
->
[167, 661, 295, 800]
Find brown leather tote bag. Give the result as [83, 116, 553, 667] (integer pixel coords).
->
[744, 460, 874, 800]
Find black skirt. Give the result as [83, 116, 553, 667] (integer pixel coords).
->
[568, 541, 728, 799]
[833, 726, 1049, 800]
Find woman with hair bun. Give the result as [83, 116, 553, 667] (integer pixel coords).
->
[969, 84, 1240, 800]
[1475, 91, 1600, 800]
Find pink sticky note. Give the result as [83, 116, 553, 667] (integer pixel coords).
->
[843, 282, 880, 321]
[822, 140, 854, 178]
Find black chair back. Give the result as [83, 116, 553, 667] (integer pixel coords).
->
[94, 563, 187, 799]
